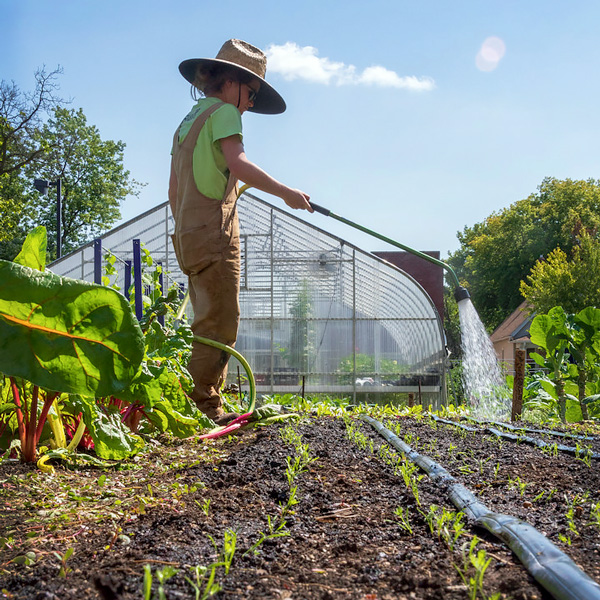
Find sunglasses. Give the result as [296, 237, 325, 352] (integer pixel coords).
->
[247, 86, 258, 103]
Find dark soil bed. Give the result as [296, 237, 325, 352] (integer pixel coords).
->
[1, 412, 598, 599]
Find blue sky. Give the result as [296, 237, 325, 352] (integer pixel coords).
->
[4, 0, 600, 257]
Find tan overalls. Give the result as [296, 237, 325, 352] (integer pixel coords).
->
[171, 102, 240, 419]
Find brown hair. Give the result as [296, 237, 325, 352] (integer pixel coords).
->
[192, 64, 255, 99]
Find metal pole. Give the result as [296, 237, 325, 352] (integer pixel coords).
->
[352, 248, 356, 404]
[56, 179, 62, 258]
[269, 209, 274, 394]
[133, 239, 143, 321]
[124, 260, 132, 300]
[93, 238, 102, 284]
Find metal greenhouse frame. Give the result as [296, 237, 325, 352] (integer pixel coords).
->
[50, 192, 447, 406]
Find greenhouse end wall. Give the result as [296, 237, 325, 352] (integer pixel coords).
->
[50, 192, 447, 406]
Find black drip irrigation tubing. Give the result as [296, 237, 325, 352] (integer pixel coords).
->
[460, 416, 596, 441]
[360, 415, 600, 600]
[431, 416, 600, 461]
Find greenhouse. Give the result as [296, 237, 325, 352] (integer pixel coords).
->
[50, 192, 447, 406]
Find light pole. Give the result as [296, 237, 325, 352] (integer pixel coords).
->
[33, 178, 62, 258]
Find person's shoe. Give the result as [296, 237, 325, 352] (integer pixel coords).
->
[213, 412, 240, 426]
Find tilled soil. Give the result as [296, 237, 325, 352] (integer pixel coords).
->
[1, 412, 599, 599]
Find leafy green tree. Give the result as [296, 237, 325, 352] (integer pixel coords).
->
[447, 177, 600, 330]
[0, 69, 142, 261]
[0, 68, 63, 260]
[520, 230, 600, 315]
[443, 287, 462, 358]
[29, 107, 142, 258]
[0, 172, 36, 259]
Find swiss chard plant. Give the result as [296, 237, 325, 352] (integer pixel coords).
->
[0, 229, 216, 465]
[0, 227, 145, 462]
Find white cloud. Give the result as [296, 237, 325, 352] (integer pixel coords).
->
[265, 42, 435, 91]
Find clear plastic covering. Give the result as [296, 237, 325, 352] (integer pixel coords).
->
[50, 192, 446, 405]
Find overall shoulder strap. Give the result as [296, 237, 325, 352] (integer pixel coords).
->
[174, 101, 227, 153]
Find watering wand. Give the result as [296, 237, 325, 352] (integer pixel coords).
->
[308, 202, 470, 303]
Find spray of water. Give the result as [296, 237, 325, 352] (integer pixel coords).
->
[457, 298, 511, 420]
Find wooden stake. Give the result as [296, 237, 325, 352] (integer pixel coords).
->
[408, 393, 415, 407]
[512, 349, 526, 422]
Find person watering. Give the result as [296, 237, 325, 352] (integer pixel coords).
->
[169, 39, 312, 425]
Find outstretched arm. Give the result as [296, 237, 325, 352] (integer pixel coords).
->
[220, 135, 313, 212]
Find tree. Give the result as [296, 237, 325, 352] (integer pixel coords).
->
[520, 230, 600, 315]
[447, 177, 600, 330]
[29, 107, 142, 257]
[0, 69, 143, 260]
[0, 67, 63, 177]
[0, 68, 64, 259]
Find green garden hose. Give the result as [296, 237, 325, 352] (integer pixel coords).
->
[175, 291, 256, 414]
[193, 335, 256, 414]
[308, 201, 470, 302]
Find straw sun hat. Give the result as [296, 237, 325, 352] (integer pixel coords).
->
[179, 39, 286, 115]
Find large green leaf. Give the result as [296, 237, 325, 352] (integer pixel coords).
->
[116, 363, 206, 436]
[575, 307, 600, 355]
[0, 261, 144, 397]
[565, 398, 583, 422]
[70, 395, 144, 460]
[529, 314, 556, 353]
[13, 227, 47, 272]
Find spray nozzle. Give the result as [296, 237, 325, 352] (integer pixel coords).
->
[454, 286, 470, 303]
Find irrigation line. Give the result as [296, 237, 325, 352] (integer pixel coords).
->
[361, 415, 600, 600]
[432, 416, 600, 461]
[460, 416, 595, 441]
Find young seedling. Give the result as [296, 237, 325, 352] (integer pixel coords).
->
[493, 462, 500, 479]
[421, 505, 466, 551]
[219, 529, 237, 575]
[154, 565, 179, 600]
[575, 442, 592, 467]
[456, 536, 497, 600]
[393, 506, 413, 534]
[194, 498, 211, 517]
[394, 456, 423, 506]
[558, 533, 572, 546]
[143, 564, 153, 600]
[280, 485, 300, 518]
[185, 564, 221, 600]
[507, 476, 528, 497]
[52, 547, 74, 578]
[476, 457, 492, 474]
[244, 515, 290, 557]
[541, 442, 559, 457]
[590, 502, 600, 530]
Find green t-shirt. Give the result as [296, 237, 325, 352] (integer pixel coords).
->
[177, 97, 243, 200]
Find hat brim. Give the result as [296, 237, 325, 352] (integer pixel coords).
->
[179, 58, 286, 115]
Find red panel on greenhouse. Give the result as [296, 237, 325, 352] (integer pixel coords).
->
[372, 251, 444, 322]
